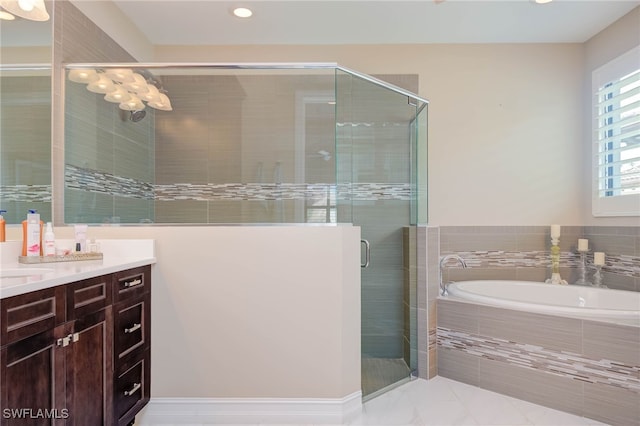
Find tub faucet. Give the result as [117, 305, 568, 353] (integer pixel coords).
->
[439, 254, 467, 296]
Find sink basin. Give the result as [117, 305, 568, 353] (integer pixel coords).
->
[0, 268, 55, 278]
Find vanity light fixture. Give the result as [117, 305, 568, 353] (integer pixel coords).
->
[0, 0, 49, 21]
[233, 7, 253, 18]
[68, 67, 173, 112]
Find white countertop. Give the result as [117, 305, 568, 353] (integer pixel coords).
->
[0, 239, 156, 299]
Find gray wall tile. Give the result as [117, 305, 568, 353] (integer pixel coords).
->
[479, 357, 584, 417]
[437, 348, 479, 386]
[583, 381, 640, 426]
[583, 321, 640, 366]
[477, 306, 582, 353]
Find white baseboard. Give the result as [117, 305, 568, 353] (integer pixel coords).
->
[135, 391, 362, 425]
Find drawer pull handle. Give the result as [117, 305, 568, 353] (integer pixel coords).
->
[124, 382, 141, 396]
[124, 278, 142, 288]
[124, 323, 141, 334]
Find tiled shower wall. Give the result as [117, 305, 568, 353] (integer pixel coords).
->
[52, 0, 143, 223]
[0, 75, 52, 223]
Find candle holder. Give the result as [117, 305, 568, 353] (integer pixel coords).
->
[574, 249, 592, 286]
[592, 264, 605, 288]
[545, 236, 568, 285]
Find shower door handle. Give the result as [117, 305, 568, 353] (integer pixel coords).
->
[361, 239, 370, 268]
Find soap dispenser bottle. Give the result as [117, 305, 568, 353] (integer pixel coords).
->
[44, 222, 56, 256]
[22, 210, 43, 256]
[0, 210, 6, 242]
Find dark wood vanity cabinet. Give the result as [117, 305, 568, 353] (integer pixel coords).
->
[0, 265, 151, 426]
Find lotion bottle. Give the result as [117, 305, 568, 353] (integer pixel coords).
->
[44, 222, 56, 256]
[0, 210, 6, 243]
[22, 210, 43, 256]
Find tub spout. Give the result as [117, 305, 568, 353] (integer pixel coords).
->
[439, 254, 467, 296]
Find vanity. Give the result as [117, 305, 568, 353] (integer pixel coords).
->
[0, 240, 155, 426]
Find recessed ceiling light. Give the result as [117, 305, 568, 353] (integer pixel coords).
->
[533, 0, 553, 3]
[233, 7, 253, 18]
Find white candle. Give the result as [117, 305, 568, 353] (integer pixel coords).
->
[594, 252, 605, 266]
[550, 224, 561, 239]
[578, 239, 589, 251]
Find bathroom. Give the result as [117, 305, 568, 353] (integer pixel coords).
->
[0, 1, 639, 425]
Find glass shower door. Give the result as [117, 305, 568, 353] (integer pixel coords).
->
[336, 70, 421, 398]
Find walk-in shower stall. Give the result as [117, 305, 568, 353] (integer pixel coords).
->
[63, 63, 428, 398]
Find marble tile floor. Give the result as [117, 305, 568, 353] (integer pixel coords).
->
[143, 376, 610, 426]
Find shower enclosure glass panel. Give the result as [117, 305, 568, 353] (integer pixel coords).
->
[336, 69, 425, 398]
[63, 63, 427, 398]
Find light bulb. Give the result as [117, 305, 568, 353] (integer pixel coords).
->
[0, 0, 49, 20]
[105, 68, 135, 83]
[86, 75, 116, 94]
[0, 10, 15, 20]
[148, 93, 172, 111]
[123, 73, 149, 94]
[68, 69, 99, 84]
[104, 86, 132, 103]
[18, 0, 34, 12]
[119, 94, 145, 111]
[140, 84, 161, 103]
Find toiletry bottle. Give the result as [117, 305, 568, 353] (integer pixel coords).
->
[0, 210, 6, 242]
[44, 222, 56, 256]
[22, 210, 43, 256]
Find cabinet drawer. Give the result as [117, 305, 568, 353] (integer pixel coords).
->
[1, 286, 65, 346]
[113, 266, 150, 303]
[114, 349, 150, 425]
[114, 294, 150, 362]
[67, 274, 112, 320]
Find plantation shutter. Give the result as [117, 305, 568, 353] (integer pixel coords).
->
[592, 46, 640, 216]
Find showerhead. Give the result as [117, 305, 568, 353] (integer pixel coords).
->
[130, 110, 146, 122]
[119, 108, 146, 123]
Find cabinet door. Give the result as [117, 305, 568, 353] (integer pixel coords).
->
[0, 324, 68, 426]
[65, 309, 113, 426]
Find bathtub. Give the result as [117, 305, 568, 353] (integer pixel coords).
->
[437, 282, 640, 425]
[444, 280, 640, 321]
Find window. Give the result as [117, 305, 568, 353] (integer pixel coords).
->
[592, 45, 640, 216]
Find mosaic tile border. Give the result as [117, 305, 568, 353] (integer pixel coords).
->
[444, 250, 640, 279]
[437, 326, 640, 392]
[62, 166, 413, 202]
[0, 185, 51, 202]
[65, 165, 154, 200]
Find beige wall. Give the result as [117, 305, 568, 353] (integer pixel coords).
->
[4, 224, 362, 398]
[154, 7, 640, 226]
[154, 43, 585, 226]
[582, 6, 640, 226]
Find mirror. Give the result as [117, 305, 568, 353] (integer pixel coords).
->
[0, 4, 53, 224]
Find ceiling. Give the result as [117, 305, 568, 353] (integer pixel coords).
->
[107, 0, 640, 45]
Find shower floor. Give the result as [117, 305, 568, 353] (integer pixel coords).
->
[361, 356, 411, 398]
